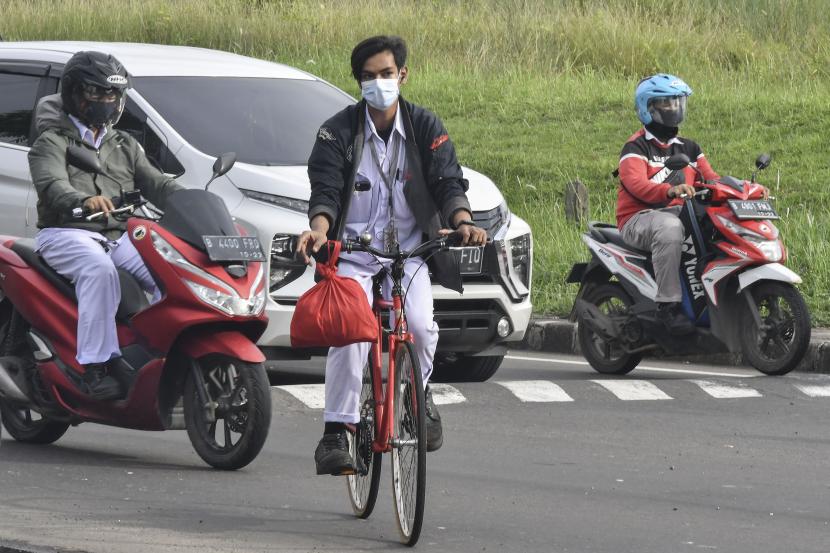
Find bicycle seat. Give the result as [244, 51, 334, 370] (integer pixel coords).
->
[10, 238, 150, 321]
[587, 222, 651, 257]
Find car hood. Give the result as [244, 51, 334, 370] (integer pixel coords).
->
[226, 163, 505, 211]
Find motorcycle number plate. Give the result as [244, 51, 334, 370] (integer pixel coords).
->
[202, 235, 265, 262]
[452, 246, 484, 275]
[727, 199, 780, 220]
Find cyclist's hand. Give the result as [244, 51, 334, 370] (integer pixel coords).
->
[296, 230, 328, 264]
[440, 225, 487, 246]
[83, 195, 115, 215]
[667, 184, 696, 199]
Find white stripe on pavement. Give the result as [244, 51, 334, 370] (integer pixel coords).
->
[429, 383, 466, 405]
[793, 384, 830, 398]
[506, 354, 754, 378]
[591, 379, 673, 400]
[496, 380, 574, 402]
[274, 384, 326, 409]
[691, 379, 762, 399]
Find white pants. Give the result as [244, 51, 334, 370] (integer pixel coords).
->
[35, 228, 160, 365]
[324, 256, 439, 424]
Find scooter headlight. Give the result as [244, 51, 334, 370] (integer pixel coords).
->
[715, 216, 782, 261]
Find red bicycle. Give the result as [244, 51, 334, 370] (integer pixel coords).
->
[329, 233, 463, 546]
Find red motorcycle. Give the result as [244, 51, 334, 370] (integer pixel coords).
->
[0, 148, 271, 470]
[569, 153, 811, 376]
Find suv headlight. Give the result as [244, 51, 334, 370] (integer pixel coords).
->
[151, 230, 265, 316]
[494, 232, 532, 301]
[241, 189, 309, 213]
[510, 233, 531, 288]
[270, 233, 306, 293]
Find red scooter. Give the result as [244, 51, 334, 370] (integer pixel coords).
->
[0, 147, 271, 470]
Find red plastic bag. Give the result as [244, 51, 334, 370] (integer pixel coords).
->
[290, 241, 378, 348]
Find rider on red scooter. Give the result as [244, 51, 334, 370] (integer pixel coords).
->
[616, 73, 721, 335]
[28, 51, 183, 400]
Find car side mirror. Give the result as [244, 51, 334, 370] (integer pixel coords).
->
[212, 152, 237, 178]
[755, 153, 771, 171]
[664, 153, 691, 171]
[66, 145, 102, 174]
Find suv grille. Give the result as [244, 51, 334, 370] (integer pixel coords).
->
[473, 206, 507, 238]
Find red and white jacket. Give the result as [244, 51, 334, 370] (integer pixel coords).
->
[616, 128, 719, 228]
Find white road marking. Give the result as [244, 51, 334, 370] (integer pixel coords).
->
[506, 354, 754, 378]
[429, 383, 466, 405]
[691, 379, 762, 399]
[591, 379, 673, 400]
[792, 384, 830, 398]
[274, 384, 325, 409]
[496, 380, 574, 402]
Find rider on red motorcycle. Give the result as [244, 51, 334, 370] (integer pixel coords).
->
[28, 51, 183, 399]
[616, 73, 721, 335]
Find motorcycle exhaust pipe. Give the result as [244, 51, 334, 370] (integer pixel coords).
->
[0, 357, 30, 403]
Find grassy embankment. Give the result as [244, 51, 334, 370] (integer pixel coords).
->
[4, 0, 830, 322]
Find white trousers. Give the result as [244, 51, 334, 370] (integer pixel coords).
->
[35, 228, 160, 365]
[324, 256, 439, 424]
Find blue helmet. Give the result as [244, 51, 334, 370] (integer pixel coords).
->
[635, 73, 692, 126]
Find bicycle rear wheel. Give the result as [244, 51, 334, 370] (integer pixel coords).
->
[346, 355, 382, 518]
[391, 340, 426, 546]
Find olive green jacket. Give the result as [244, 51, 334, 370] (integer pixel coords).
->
[28, 94, 183, 239]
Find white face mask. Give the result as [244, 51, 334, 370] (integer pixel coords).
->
[361, 77, 400, 110]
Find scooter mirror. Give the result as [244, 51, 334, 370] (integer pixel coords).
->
[664, 153, 691, 171]
[212, 152, 237, 178]
[755, 153, 772, 171]
[66, 145, 102, 174]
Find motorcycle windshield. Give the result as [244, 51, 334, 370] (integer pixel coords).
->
[158, 189, 238, 250]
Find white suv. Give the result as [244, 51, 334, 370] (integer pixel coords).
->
[0, 41, 532, 381]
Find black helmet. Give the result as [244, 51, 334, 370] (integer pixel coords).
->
[60, 51, 131, 128]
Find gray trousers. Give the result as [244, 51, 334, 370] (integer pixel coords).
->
[323, 256, 438, 424]
[35, 228, 160, 365]
[620, 206, 684, 303]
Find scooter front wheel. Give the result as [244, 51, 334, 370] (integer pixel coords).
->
[577, 283, 643, 374]
[740, 281, 811, 376]
[183, 355, 272, 470]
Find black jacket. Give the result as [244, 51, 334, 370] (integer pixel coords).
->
[307, 98, 472, 292]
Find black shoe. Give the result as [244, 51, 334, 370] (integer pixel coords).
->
[656, 302, 695, 336]
[314, 430, 355, 475]
[82, 362, 122, 401]
[425, 385, 443, 452]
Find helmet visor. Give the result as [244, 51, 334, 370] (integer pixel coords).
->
[76, 83, 126, 127]
[648, 95, 687, 126]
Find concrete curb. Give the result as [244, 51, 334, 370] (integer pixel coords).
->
[520, 317, 830, 373]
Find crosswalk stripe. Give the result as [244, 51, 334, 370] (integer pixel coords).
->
[428, 383, 466, 405]
[691, 379, 762, 398]
[792, 383, 830, 398]
[496, 380, 574, 402]
[274, 384, 326, 409]
[591, 379, 672, 400]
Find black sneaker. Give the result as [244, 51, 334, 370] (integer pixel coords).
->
[656, 302, 695, 336]
[425, 385, 443, 452]
[82, 362, 122, 401]
[314, 430, 355, 476]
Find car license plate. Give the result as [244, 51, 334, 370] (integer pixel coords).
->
[727, 199, 780, 220]
[202, 235, 265, 262]
[453, 246, 484, 275]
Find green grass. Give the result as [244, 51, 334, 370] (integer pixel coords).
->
[4, 0, 830, 322]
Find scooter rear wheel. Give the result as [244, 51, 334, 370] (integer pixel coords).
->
[0, 404, 69, 444]
[183, 355, 271, 470]
[740, 281, 810, 376]
[578, 283, 643, 375]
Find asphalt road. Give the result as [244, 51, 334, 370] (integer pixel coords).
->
[1, 352, 829, 553]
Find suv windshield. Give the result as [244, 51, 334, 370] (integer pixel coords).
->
[133, 76, 353, 166]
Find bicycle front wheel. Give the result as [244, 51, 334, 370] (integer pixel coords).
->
[391, 340, 426, 546]
[346, 354, 382, 518]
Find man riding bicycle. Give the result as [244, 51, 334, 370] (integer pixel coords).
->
[297, 35, 487, 475]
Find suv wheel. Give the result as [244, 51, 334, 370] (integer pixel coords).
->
[430, 353, 504, 383]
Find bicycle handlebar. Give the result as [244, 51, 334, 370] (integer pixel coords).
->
[313, 231, 476, 264]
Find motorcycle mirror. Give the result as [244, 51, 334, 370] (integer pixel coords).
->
[664, 153, 691, 171]
[205, 152, 237, 191]
[755, 153, 772, 171]
[66, 145, 103, 174]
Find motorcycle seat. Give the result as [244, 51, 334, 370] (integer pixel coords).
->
[10, 238, 150, 322]
[587, 222, 651, 258]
